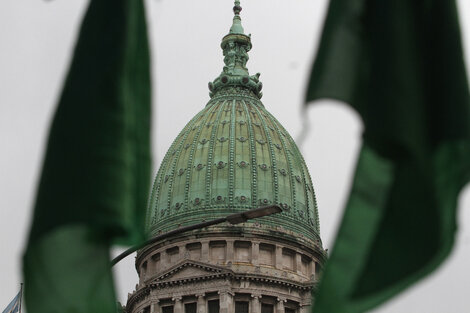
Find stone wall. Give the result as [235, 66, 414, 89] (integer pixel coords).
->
[127, 229, 325, 313]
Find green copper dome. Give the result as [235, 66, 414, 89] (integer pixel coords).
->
[146, 2, 321, 244]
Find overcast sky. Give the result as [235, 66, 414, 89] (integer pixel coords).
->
[1, 1, 469, 312]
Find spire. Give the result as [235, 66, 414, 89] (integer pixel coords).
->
[230, 1, 244, 34]
[208, 0, 263, 99]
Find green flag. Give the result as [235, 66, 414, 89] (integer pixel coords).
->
[306, 1, 470, 312]
[23, 0, 151, 312]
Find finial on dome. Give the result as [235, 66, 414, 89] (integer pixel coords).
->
[207, 0, 263, 99]
[230, 1, 244, 34]
[233, 1, 242, 17]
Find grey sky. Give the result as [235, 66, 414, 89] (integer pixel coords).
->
[1, 1, 469, 312]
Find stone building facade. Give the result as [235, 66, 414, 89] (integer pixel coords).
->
[126, 2, 326, 313]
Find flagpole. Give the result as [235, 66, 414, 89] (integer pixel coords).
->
[19, 283, 23, 313]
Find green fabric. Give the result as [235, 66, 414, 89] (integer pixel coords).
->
[306, 0, 470, 312]
[23, 0, 151, 312]
[24, 227, 116, 312]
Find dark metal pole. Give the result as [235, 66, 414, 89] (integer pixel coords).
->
[111, 205, 281, 267]
[111, 217, 226, 266]
[19, 283, 23, 313]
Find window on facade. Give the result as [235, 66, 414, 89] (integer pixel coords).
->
[208, 300, 220, 313]
[185, 302, 197, 313]
[259, 243, 274, 266]
[235, 301, 249, 313]
[282, 248, 295, 271]
[152, 253, 161, 272]
[234, 241, 251, 263]
[162, 306, 174, 313]
[301, 255, 311, 276]
[261, 303, 273, 313]
[315, 261, 321, 279]
[186, 242, 202, 260]
[141, 261, 148, 281]
[209, 241, 226, 263]
[167, 246, 180, 264]
[285, 308, 295, 313]
[143, 307, 150, 313]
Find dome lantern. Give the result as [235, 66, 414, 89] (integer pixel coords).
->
[209, 1, 263, 99]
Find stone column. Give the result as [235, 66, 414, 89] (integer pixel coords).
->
[275, 245, 283, 269]
[296, 253, 302, 275]
[201, 241, 210, 263]
[218, 291, 233, 313]
[150, 299, 160, 313]
[251, 294, 262, 313]
[226, 240, 234, 264]
[196, 293, 206, 313]
[311, 261, 316, 280]
[180, 244, 187, 260]
[160, 250, 168, 270]
[149, 290, 160, 313]
[151, 255, 159, 274]
[252, 242, 260, 266]
[276, 298, 286, 313]
[173, 296, 183, 313]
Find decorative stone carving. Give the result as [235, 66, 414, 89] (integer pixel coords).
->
[150, 299, 160, 313]
[259, 164, 269, 171]
[237, 161, 248, 168]
[277, 297, 287, 313]
[251, 294, 262, 313]
[223, 41, 237, 69]
[173, 296, 183, 313]
[216, 161, 227, 169]
[218, 290, 234, 313]
[237, 195, 248, 203]
[196, 293, 206, 313]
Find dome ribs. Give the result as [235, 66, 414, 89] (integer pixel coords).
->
[147, 94, 321, 240]
[276, 114, 310, 222]
[147, 133, 178, 227]
[267, 111, 297, 219]
[184, 103, 218, 211]
[233, 101, 251, 207]
[151, 109, 204, 228]
[165, 112, 203, 214]
[241, 99, 258, 208]
[251, 101, 279, 204]
[228, 99, 237, 209]
[267, 110, 320, 238]
[205, 100, 228, 208]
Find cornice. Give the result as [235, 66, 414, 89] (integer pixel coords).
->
[136, 227, 326, 267]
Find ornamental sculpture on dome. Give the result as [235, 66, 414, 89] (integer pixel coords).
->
[208, 0, 263, 99]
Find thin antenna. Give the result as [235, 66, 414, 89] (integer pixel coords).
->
[19, 283, 24, 313]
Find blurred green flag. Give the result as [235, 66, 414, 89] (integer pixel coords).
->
[23, 0, 151, 312]
[306, 1, 470, 312]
